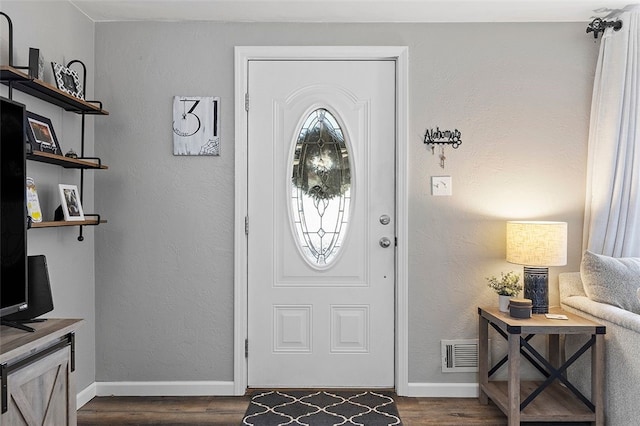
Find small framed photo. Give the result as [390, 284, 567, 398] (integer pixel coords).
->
[51, 61, 84, 99]
[58, 184, 85, 221]
[26, 111, 62, 155]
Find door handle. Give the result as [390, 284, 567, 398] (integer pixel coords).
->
[379, 237, 391, 248]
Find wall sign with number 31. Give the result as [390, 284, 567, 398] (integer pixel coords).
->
[172, 96, 220, 156]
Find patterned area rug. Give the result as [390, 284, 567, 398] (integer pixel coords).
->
[242, 390, 403, 426]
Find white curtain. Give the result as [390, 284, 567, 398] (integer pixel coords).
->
[584, 7, 640, 257]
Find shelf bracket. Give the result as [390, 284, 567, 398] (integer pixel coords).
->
[66, 59, 91, 243]
[1, 12, 32, 98]
[82, 214, 101, 225]
[0, 13, 29, 70]
[77, 214, 102, 241]
[65, 60, 103, 110]
[78, 156, 102, 167]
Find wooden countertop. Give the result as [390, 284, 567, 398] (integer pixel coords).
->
[0, 318, 83, 364]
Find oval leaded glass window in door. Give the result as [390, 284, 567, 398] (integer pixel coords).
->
[291, 108, 352, 267]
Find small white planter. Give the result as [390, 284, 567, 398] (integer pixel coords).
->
[499, 295, 511, 312]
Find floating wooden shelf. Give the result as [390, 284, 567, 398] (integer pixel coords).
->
[3, 60, 109, 241]
[30, 218, 107, 228]
[27, 151, 108, 169]
[1, 66, 109, 115]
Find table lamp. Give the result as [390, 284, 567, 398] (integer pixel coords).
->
[506, 221, 567, 314]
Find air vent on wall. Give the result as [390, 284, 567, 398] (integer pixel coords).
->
[441, 339, 487, 373]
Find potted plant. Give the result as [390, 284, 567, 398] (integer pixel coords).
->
[486, 271, 522, 312]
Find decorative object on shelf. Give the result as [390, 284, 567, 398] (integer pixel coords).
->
[51, 61, 84, 100]
[423, 127, 462, 169]
[28, 47, 44, 80]
[65, 149, 78, 159]
[506, 221, 567, 314]
[172, 96, 220, 156]
[25, 111, 61, 155]
[586, 17, 623, 39]
[28, 48, 39, 78]
[486, 271, 522, 312]
[26, 177, 43, 223]
[57, 184, 85, 221]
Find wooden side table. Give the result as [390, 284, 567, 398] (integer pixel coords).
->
[478, 307, 605, 426]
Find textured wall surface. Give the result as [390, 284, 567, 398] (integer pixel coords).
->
[1, 1, 97, 392]
[0, 5, 599, 389]
[93, 21, 597, 385]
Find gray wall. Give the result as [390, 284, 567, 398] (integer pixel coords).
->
[93, 21, 597, 385]
[1, 1, 97, 391]
[1, 2, 597, 389]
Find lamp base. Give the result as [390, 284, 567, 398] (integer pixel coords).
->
[523, 266, 549, 314]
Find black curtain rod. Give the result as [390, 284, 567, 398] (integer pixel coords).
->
[586, 17, 623, 39]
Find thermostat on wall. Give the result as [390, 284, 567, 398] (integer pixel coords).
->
[431, 176, 452, 196]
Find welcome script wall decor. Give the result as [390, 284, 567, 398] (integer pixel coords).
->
[172, 96, 220, 156]
[423, 126, 462, 169]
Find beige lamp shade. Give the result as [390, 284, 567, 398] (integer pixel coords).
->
[506, 221, 568, 267]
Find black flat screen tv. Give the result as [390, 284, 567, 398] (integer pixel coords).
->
[0, 96, 28, 319]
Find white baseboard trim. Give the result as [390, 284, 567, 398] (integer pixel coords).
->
[93, 381, 236, 397]
[405, 382, 479, 398]
[79, 381, 473, 403]
[77, 382, 97, 408]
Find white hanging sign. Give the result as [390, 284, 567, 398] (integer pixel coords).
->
[172, 96, 220, 156]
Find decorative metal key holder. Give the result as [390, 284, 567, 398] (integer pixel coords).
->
[423, 127, 462, 169]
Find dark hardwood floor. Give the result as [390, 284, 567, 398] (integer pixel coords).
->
[77, 394, 589, 425]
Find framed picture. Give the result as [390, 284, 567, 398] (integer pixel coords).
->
[172, 96, 220, 156]
[51, 61, 84, 100]
[58, 184, 85, 221]
[26, 111, 61, 155]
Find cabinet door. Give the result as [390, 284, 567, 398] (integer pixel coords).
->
[2, 346, 76, 426]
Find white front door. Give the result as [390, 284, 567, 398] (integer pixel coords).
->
[247, 60, 396, 387]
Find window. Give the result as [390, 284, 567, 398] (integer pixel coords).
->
[291, 109, 352, 266]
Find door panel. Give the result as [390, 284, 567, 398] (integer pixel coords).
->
[248, 60, 395, 387]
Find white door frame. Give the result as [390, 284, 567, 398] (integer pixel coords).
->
[233, 46, 409, 396]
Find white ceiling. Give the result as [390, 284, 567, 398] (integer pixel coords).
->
[69, 0, 638, 23]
